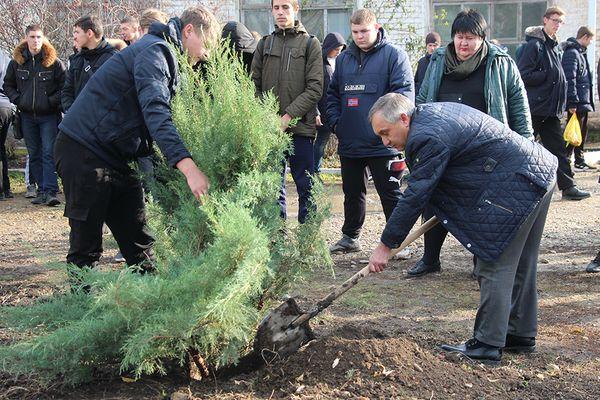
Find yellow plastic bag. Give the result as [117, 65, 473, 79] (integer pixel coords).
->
[563, 113, 582, 147]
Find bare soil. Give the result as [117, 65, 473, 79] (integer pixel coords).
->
[0, 171, 598, 400]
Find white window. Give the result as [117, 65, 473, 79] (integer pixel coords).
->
[241, 0, 355, 41]
[432, 1, 548, 57]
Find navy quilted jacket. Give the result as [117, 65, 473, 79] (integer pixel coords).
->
[381, 103, 557, 262]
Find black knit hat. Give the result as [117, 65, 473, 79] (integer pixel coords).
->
[426, 32, 441, 45]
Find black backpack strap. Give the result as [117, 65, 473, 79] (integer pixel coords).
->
[305, 35, 316, 61]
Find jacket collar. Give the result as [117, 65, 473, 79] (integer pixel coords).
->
[13, 39, 58, 67]
[347, 27, 387, 59]
[561, 37, 585, 53]
[273, 21, 308, 36]
[79, 37, 113, 56]
[149, 17, 184, 51]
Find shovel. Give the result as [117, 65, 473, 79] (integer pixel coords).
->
[253, 216, 439, 362]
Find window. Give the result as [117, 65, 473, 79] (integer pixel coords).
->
[432, 1, 548, 58]
[240, 0, 354, 41]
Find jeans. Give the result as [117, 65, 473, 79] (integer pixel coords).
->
[21, 112, 59, 194]
[279, 135, 315, 224]
[340, 155, 402, 239]
[0, 107, 13, 193]
[532, 115, 575, 191]
[313, 125, 332, 174]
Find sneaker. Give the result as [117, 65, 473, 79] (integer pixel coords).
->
[329, 235, 362, 253]
[574, 161, 597, 171]
[562, 186, 591, 201]
[45, 193, 61, 207]
[31, 192, 47, 205]
[25, 185, 37, 198]
[586, 252, 600, 273]
[114, 252, 126, 263]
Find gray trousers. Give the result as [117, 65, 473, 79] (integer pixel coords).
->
[473, 187, 553, 347]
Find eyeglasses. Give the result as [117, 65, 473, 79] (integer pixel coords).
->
[548, 17, 565, 24]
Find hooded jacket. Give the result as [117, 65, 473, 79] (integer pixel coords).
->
[3, 39, 65, 115]
[517, 26, 567, 118]
[417, 42, 533, 138]
[251, 21, 323, 138]
[326, 27, 415, 158]
[414, 53, 431, 95]
[317, 32, 346, 129]
[62, 38, 117, 113]
[58, 18, 191, 173]
[222, 21, 258, 73]
[561, 37, 594, 112]
[381, 102, 557, 262]
[0, 50, 12, 109]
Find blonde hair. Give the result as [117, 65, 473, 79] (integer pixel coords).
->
[140, 8, 168, 31]
[350, 9, 377, 25]
[180, 6, 220, 47]
[543, 6, 566, 19]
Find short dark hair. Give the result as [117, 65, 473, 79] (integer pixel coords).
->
[25, 24, 43, 35]
[74, 15, 103, 39]
[576, 26, 594, 39]
[120, 16, 139, 26]
[451, 9, 488, 39]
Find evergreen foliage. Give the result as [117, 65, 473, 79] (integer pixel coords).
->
[0, 44, 331, 385]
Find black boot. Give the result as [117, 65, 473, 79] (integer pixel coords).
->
[586, 252, 600, 273]
[407, 259, 441, 277]
[440, 338, 502, 366]
[504, 334, 536, 353]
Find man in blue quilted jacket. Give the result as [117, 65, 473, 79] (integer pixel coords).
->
[54, 6, 218, 280]
[367, 93, 557, 366]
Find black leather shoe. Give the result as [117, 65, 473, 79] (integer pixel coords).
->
[562, 186, 591, 200]
[407, 259, 441, 277]
[504, 334, 536, 353]
[586, 252, 600, 273]
[440, 338, 502, 366]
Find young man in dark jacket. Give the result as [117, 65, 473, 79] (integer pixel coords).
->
[517, 7, 590, 201]
[3, 25, 65, 207]
[62, 15, 116, 113]
[326, 9, 414, 253]
[314, 32, 346, 175]
[368, 94, 557, 365]
[251, 0, 323, 224]
[414, 31, 440, 95]
[54, 7, 217, 276]
[222, 21, 258, 74]
[562, 26, 596, 171]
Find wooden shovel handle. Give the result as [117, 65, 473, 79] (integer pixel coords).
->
[290, 216, 439, 328]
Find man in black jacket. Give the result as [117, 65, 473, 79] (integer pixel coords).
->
[517, 7, 590, 201]
[62, 16, 116, 113]
[414, 31, 440, 95]
[3, 25, 65, 206]
[562, 26, 596, 171]
[54, 6, 218, 277]
[367, 94, 557, 366]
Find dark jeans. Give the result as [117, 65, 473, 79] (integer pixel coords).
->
[421, 206, 448, 265]
[313, 125, 332, 174]
[566, 111, 588, 164]
[21, 112, 59, 194]
[279, 135, 315, 224]
[0, 107, 13, 193]
[54, 132, 155, 269]
[340, 155, 402, 238]
[532, 115, 575, 191]
[474, 186, 553, 347]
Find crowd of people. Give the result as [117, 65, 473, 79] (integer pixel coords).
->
[0, 0, 597, 366]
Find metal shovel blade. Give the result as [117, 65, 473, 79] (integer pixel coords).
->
[253, 297, 314, 362]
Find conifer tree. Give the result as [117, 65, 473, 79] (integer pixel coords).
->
[0, 44, 331, 385]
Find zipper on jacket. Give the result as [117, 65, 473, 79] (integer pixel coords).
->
[286, 49, 292, 71]
[32, 56, 36, 115]
[484, 199, 513, 214]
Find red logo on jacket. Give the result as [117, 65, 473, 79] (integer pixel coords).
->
[347, 98, 359, 107]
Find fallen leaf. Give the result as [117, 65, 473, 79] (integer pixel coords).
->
[332, 358, 340, 368]
[536, 374, 545, 380]
[296, 373, 305, 382]
[413, 363, 423, 372]
[382, 367, 395, 377]
[296, 385, 306, 394]
[121, 376, 137, 383]
[547, 363, 561, 376]
[465, 383, 473, 388]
